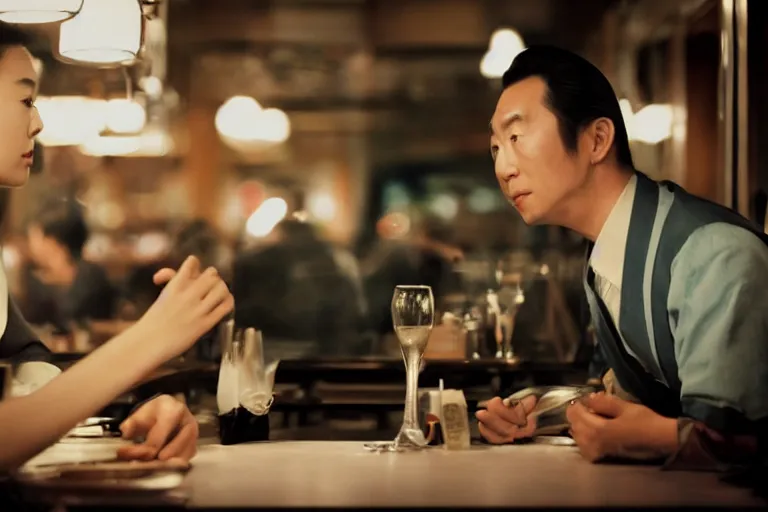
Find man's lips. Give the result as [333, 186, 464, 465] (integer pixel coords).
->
[22, 150, 34, 159]
[511, 191, 531, 206]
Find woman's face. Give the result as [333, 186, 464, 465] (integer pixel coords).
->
[0, 45, 43, 187]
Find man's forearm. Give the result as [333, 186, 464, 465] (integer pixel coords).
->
[663, 418, 760, 471]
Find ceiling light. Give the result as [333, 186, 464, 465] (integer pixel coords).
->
[59, 0, 143, 67]
[0, 0, 82, 23]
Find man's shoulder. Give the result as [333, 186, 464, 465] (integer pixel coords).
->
[673, 222, 768, 276]
[644, 175, 767, 254]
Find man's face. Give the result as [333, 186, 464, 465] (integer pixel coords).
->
[489, 77, 590, 225]
[27, 224, 60, 266]
[0, 45, 43, 187]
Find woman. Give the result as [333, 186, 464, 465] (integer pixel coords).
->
[0, 23, 234, 471]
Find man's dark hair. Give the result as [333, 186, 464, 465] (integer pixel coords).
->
[502, 45, 634, 169]
[0, 21, 31, 57]
[33, 199, 89, 260]
[170, 218, 219, 268]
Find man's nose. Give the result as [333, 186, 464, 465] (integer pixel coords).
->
[495, 156, 519, 181]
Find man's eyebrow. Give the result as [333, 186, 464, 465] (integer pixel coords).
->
[489, 113, 523, 136]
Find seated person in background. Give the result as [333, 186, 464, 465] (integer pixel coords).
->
[361, 214, 463, 346]
[22, 199, 118, 337]
[0, 23, 233, 471]
[119, 261, 167, 321]
[170, 219, 229, 278]
[477, 46, 767, 471]
[234, 219, 366, 358]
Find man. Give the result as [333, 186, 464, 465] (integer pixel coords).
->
[477, 45, 767, 470]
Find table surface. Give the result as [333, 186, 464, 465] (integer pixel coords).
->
[180, 441, 764, 508]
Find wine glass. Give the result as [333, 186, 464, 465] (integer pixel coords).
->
[364, 285, 435, 452]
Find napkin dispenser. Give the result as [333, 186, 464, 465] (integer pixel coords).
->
[216, 321, 279, 445]
[420, 384, 471, 450]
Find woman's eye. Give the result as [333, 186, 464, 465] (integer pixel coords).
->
[510, 134, 519, 143]
[22, 98, 34, 108]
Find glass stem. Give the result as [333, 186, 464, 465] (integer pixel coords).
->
[402, 347, 421, 430]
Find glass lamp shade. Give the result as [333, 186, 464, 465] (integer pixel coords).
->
[58, 0, 142, 66]
[0, 0, 82, 23]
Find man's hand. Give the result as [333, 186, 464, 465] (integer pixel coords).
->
[116, 395, 199, 462]
[566, 392, 678, 462]
[476, 395, 538, 444]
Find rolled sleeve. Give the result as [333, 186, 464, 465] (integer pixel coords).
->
[668, 222, 768, 434]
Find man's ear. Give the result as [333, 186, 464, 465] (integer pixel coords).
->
[587, 117, 615, 165]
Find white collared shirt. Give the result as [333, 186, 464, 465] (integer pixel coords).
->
[588, 175, 645, 363]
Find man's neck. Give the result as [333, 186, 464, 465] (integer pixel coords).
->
[557, 166, 634, 242]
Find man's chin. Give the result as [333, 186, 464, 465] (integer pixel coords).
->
[517, 209, 544, 226]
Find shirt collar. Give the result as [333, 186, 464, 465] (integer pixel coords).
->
[589, 174, 637, 289]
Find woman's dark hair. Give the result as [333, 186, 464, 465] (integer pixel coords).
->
[0, 22, 31, 56]
[502, 45, 634, 170]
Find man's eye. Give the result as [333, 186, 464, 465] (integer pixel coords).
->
[490, 145, 499, 158]
[510, 134, 519, 143]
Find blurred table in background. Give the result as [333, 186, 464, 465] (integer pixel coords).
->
[43, 353, 588, 429]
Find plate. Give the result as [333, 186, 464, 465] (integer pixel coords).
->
[16, 459, 189, 492]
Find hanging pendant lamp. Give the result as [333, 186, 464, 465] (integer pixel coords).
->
[0, 0, 82, 24]
[59, 0, 143, 67]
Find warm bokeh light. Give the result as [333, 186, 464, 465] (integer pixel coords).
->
[215, 96, 291, 146]
[105, 98, 146, 134]
[306, 191, 337, 222]
[480, 28, 525, 79]
[215, 96, 263, 140]
[140, 76, 163, 98]
[36, 96, 106, 147]
[631, 104, 674, 144]
[245, 197, 288, 238]
[79, 130, 173, 157]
